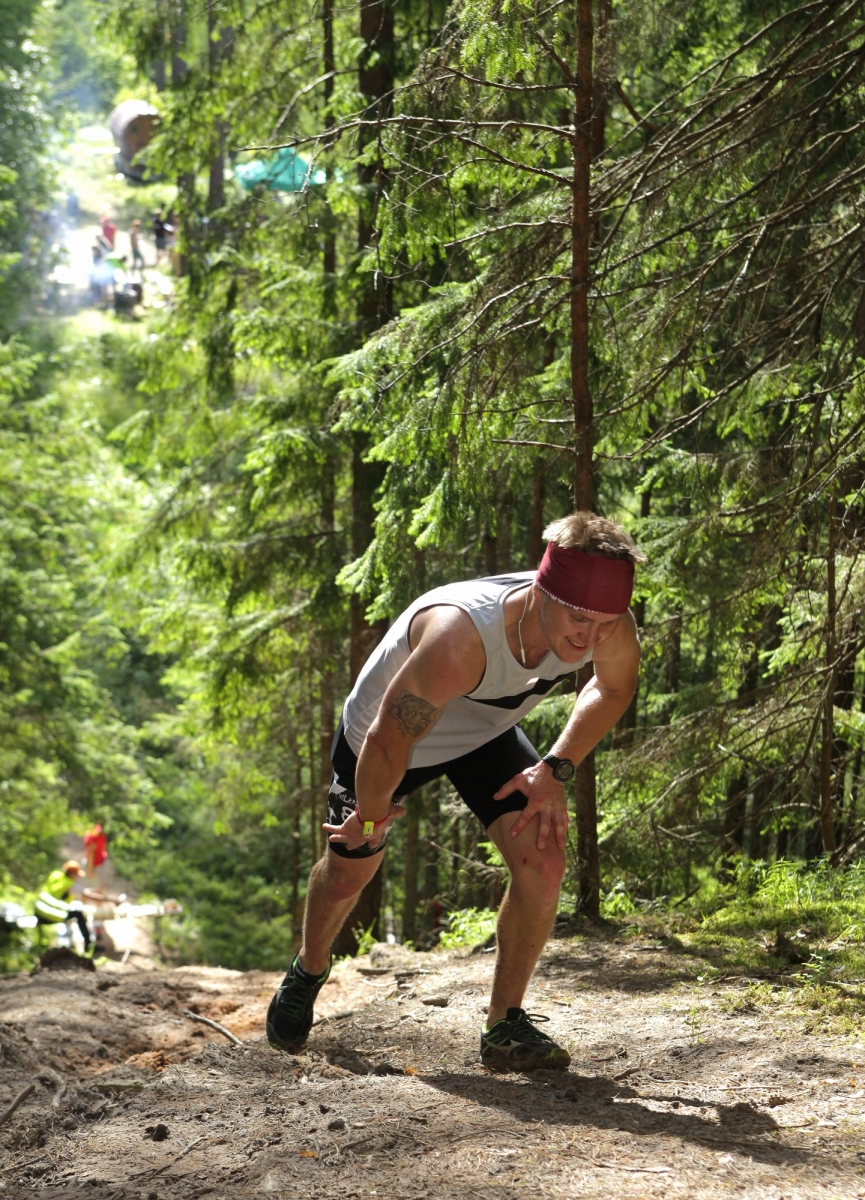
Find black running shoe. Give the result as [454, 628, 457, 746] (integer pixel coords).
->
[266, 954, 331, 1052]
[480, 1008, 571, 1071]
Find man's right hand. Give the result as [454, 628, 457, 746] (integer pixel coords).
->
[322, 804, 407, 852]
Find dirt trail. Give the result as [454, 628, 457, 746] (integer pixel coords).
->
[1, 930, 864, 1198]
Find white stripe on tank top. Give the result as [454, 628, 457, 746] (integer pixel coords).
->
[341, 572, 592, 769]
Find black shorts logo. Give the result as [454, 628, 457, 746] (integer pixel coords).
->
[327, 781, 393, 858]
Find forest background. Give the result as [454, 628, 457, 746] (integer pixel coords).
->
[2, 0, 865, 976]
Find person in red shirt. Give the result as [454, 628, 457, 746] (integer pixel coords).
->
[83, 824, 108, 876]
[99, 216, 117, 250]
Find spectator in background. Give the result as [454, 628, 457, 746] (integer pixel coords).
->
[83, 823, 108, 878]
[34, 861, 123, 954]
[35, 861, 92, 950]
[100, 215, 117, 250]
[152, 209, 167, 263]
[90, 241, 111, 305]
[130, 219, 146, 275]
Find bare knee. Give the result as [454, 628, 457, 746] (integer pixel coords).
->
[508, 847, 565, 904]
[319, 849, 381, 903]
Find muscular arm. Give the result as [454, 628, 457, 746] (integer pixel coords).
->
[494, 609, 641, 849]
[353, 606, 486, 824]
[551, 610, 641, 764]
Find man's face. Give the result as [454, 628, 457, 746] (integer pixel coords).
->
[538, 591, 622, 662]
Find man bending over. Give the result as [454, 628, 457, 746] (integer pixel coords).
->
[266, 511, 644, 1071]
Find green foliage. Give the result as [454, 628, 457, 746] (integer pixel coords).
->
[439, 907, 497, 949]
[33, 0, 136, 117]
[0, 0, 54, 325]
[706, 859, 865, 942]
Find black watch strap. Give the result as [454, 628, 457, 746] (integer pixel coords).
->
[542, 753, 576, 782]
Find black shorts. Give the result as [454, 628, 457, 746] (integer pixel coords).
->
[327, 721, 539, 858]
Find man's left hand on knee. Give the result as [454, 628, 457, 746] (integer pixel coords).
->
[493, 763, 568, 850]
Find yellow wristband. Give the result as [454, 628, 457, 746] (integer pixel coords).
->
[362, 819, 375, 837]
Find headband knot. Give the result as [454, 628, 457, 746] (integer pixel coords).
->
[535, 543, 634, 614]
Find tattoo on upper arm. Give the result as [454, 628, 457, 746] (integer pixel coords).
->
[386, 690, 439, 738]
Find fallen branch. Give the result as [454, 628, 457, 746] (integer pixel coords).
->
[312, 1010, 355, 1027]
[0, 1084, 36, 1127]
[596, 1161, 673, 1174]
[612, 1065, 642, 1081]
[36, 1069, 67, 1107]
[132, 1135, 207, 1180]
[181, 1009, 242, 1046]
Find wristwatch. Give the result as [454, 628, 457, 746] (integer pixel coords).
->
[542, 753, 576, 783]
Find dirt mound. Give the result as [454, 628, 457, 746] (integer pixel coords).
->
[1, 939, 864, 1197]
[35, 947, 96, 973]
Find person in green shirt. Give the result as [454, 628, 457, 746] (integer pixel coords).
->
[34, 860, 121, 953]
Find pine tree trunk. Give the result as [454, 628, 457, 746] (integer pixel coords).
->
[332, 0, 394, 955]
[308, 700, 319, 861]
[292, 755, 302, 939]
[450, 811, 463, 904]
[528, 461, 546, 568]
[421, 787, 440, 934]
[820, 497, 838, 856]
[571, 0, 598, 918]
[483, 524, 498, 574]
[615, 490, 650, 746]
[319, 457, 337, 840]
[206, 13, 230, 214]
[402, 802, 420, 942]
[322, 0, 336, 307]
[170, 5, 192, 277]
[571, 0, 593, 514]
[591, 0, 612, 158]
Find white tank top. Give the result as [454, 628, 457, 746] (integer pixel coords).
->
[341, 573, 591, 768]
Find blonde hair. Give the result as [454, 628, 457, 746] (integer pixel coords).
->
[543, 511, 646, 564]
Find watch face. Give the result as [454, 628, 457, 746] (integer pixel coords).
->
[553, 760, 575, 782]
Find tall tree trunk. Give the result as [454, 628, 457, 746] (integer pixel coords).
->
[292, 754, 302, 938]
[820, 497, 838, 856]
[322, 0, 336, 310]
[528, 461, 546, 568]
[591, 0, 612, 158]
[308, 695, 319, 861]
[349, 435, 387, 683]
[170, 4, 192, 278]
[450, 810, 462, 904]
[154, 20, 166, 92]
[662, 611, 682, 723]
[206, 13, 231, 215]
[333, 0, 395, 955]
[571, 0, 593, 513]
[571, 0, 598, 918]
[499, 491, 512, 571]
[483, 522, 498, 574]
[575, 664, 599, 915]
[319, 456, 337, 840]
[615, 488, 650, 746]
[357, 0, 394, 327]
[402, 801, 420, 942]
[421, 786, 440, 934]
[722, 772, 748, 879]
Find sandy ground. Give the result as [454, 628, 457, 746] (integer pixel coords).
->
[1, 929, 864, 1199]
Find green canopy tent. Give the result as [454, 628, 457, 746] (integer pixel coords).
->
[235, 147, 325, 191]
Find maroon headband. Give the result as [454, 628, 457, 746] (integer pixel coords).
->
[535, 542, 635, 615]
